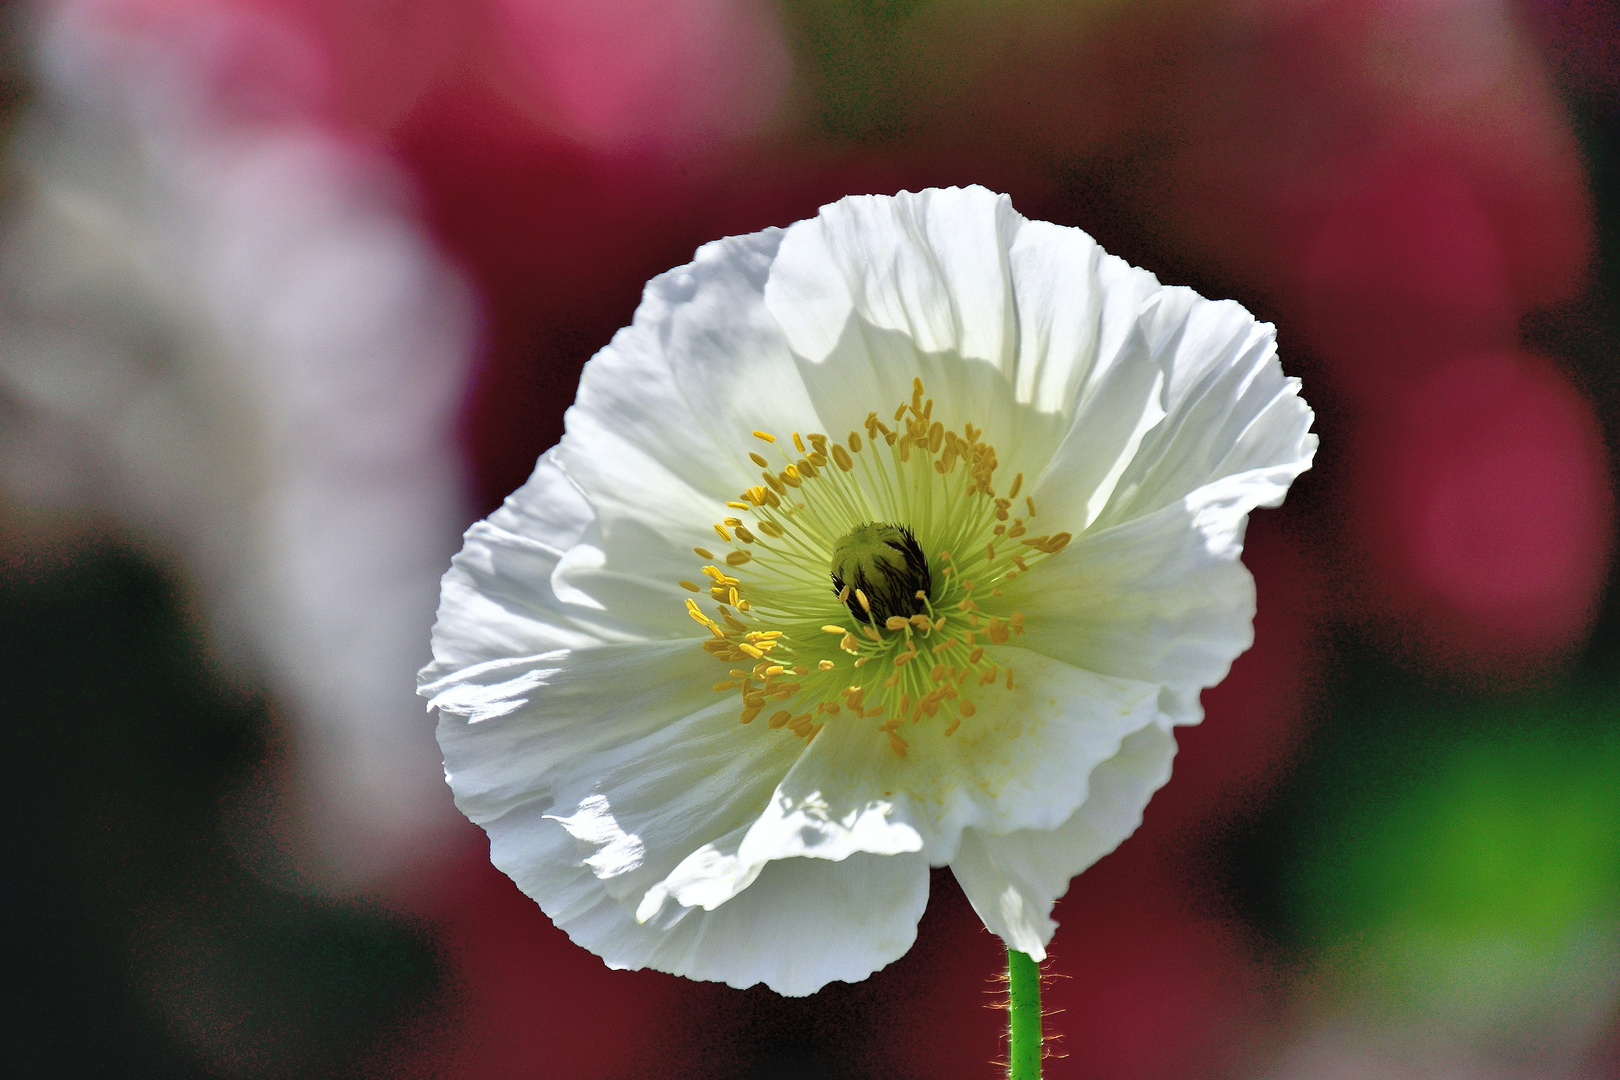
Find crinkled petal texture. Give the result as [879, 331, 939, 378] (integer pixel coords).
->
[421, 187, 1316, 993]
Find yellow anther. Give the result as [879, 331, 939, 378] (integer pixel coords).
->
[749, 452, 769, 468]
[894, 651, 914, 667]
[694, 547, 715, 560]
[885, 616, 908, 631]
[807, 451, 827, 468]
[768, 709, 792, 728]
[840, 633, 860, 654]
[679, 580, 700, 592]
[837, 585, 851, 603]
[722, 609, 748, 631]
[754, 430, 776, 443]
[726, 550, 751, 566]
[728, 587, 740, 607]
[893, 403, 906, 422]
[734, 526, 756, 543]
[723, 517, 743, 527]
[740, 642, 763, 659]
[848, 431, 862, 452]
[764, 471, 784, 494]
[1009, 472, 1023, 499]
[818, 659, 835, 671]
[861, 625, 881, 641]
[832, 444, 853, 471]
[713, 523, 731, 542]
[822, 624, 847, 635]
[1025, 496, 1037, 517]
[685, 599, 707, 623]
[810, 432, 828, 451]
[914, 590, 928, 600]
[792, 432, 806, 453]
[740, 704, 763, 724]
[713, 680, 738, 692]
[855, 589, 871, 613]
[928, 422, 943, 453]
[780, 466, 801, 488]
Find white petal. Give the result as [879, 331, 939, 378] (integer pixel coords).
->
[487, 793, 930, 995]
[557, 227, 819, 528]
[1083, 294, 1316, 533]
[951, 722, 1176, 959]
[436, 641, 806, 907]
[766, 186, 1021, 367]
[654, 649, 1168, 916]
[1012, 486, 1273, 720]
[766, 187, 1170, 491]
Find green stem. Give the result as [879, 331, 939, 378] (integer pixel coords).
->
[1006, 948, 1042, 1080]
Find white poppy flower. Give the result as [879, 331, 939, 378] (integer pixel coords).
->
[419, 186, 1316, 995]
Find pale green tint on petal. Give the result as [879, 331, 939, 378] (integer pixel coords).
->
[643, 649, 1167, 920]
[757, 648, 1165, 862]
[951, 723, 1177, 959]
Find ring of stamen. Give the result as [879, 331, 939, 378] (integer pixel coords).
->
[680, 378, 1071, 758]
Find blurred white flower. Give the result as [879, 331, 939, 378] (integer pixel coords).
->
[419, 186, 1316, 994]
[0, 0, 474, 884]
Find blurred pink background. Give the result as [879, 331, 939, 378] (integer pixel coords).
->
[1, 0, 1617, 1077]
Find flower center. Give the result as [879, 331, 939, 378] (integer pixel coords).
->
[829, 523, 931, 623]
[677, 378, 1071, 758]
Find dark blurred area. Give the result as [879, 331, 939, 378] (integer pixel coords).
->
[1, 0, 1618, 1077]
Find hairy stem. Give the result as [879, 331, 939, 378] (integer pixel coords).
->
[1006, 948, 1041, 1080]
